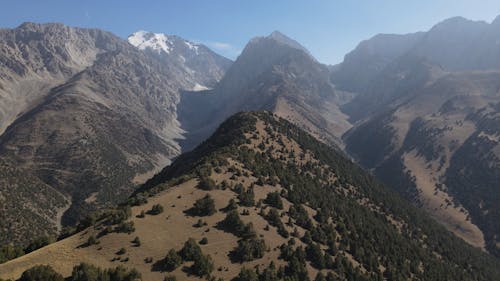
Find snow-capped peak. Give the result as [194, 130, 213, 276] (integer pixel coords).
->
[128, 30, 172, 54]
[128, 30, 202, 55]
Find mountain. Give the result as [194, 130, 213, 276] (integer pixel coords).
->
[331, 32, 424, 94]
[336, 17, 500, 257]
[1, 111, 499, 281]
[0, 23, 230, 248]
[128, 30, 231, 90]
[177, 31, 353, 151]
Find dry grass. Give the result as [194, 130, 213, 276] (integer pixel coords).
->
[403, 150, 485, 249]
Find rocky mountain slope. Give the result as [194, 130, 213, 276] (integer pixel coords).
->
[335, 17, 500, 256]
[0, 23, 230, 248]
[1, 111, 499, 281]
[177, 31, 353, 151]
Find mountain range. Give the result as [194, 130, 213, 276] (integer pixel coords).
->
[0, 14, 499, 279]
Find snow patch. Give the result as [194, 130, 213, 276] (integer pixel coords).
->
[128, 30, 172, 54]
[192, 83, 210, 91]
[184, 41, 199, 54]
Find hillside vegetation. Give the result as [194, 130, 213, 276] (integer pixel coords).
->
[1, 111, 499, 281]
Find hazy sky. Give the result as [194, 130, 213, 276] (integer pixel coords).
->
[1, 0, 500, 64]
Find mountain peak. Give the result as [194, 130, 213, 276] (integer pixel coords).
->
[266, 30, 311, 55]
[430, 16, 488, 32]
[246, 30, 312, 58]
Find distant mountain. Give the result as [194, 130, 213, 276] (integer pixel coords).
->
[128, 30, 231, 90]
[0, 23, 231, 248]
[331, 32, 424, 93]
[2, 111, 500, 281]
[336, 16, 500, 257]
[178, 31, 353, 151]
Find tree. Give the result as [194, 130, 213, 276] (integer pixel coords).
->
[71, 263, 102, 281]
[179, 238, 202, 261]
[238, 187, 255, 207]
[265, 208, 289, 238]
[306, 243, 325, 269]
[24, 236, 55, 253]
[219, 210, 256, 239]
[222, 198, 238, 212]
[19, 265, 64, 281]
[191, 254, 214, 277]
[264, 192, 284, 209]
[163, 249, 182, 271]
[0, 244, 24, 263]
[314, 272, 326, 281]
[232, 267, 259, 281]
[70, 263, 141, 281]
[260, 262, 279, 281]
[189, 194, 216, 216]
[106, 265, 141, 281]
[231, 238, 266, 262]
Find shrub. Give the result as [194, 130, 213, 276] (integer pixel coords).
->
[194, 219, 207, 228]
[86, 235, 99, 246]
[19, 265, 64, 281]
[116, 247, 126, 255]
[136, 210, 145, 218]
[164, 276, 177, 281]
[148, 204, 164, 215]
[200, 237, 208, 245]
[114, 221, 135, 234]
[198, 177, 216, 190]
[132, 236, 141, 247]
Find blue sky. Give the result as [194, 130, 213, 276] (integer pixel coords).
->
[1, 0, 500, 64]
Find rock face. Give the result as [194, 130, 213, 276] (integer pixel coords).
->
[178, 31, 353, 151]
[335, 17, 500, 256]
[0, 23, 231, 247]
